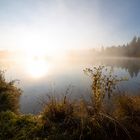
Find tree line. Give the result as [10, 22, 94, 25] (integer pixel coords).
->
[100, 36, 140, 57]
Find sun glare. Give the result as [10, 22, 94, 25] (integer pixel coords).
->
[26, 57, 49, 79]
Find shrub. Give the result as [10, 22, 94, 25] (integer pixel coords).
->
[84, 66, 126, 113]
[0, 71, 21, 113]
[0, 111, 42, 140]
[41, 95, 74, 123]
[113, 95, 140, 139]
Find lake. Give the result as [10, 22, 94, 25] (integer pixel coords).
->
[0, 57, 140, 114]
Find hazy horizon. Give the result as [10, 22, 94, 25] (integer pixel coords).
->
[0, 0, 140, 54]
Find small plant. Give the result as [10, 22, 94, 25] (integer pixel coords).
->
[84, 66, 127, 113]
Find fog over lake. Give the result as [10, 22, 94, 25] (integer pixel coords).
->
[0, 57, 140, 114]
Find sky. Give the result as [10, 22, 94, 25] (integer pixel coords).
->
[0, 0, 140, 52]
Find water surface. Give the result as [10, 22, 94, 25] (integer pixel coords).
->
[0, 57, 140, 114]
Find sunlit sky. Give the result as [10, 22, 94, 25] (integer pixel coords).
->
[0, 0, 140, 52]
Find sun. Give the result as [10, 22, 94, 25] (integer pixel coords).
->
[25, 57, 49, 79]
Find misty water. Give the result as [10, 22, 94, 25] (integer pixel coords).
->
[0, 57, 140, 114]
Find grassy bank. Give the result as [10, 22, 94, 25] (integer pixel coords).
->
[0, 67, 140, 140]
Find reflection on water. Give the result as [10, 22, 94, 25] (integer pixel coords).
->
[99, 58, 140, 78]
[0, 57, 140, 114]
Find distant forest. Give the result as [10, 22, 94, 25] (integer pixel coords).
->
[100, 36, 140, 57]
